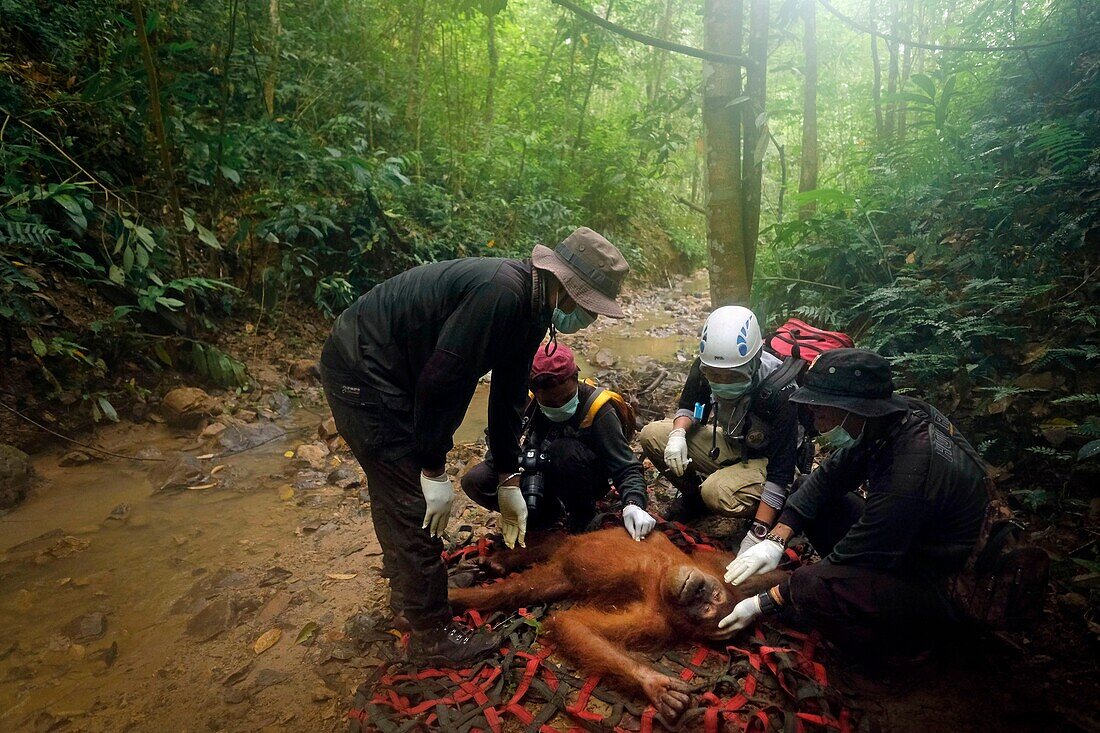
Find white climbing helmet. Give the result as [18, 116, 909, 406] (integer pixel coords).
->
[698, 306, 762, 368]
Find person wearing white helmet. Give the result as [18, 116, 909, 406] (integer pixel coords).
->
[639, 306, 800, 552]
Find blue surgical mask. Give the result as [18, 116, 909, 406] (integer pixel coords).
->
[539, 390, 580, 422]
[817, 414, 857, 451]
[552, 307, 596, 334]
[710, 381, 753, 400]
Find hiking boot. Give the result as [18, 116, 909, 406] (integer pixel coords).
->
[665, 490, 707, 523]
[408, 622, 501, 666]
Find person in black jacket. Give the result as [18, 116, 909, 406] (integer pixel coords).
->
[639, 306, 799, 554]
[718, 349, 989, 652]
[461, 343, 656, 541]
[320, 227, 629, 665]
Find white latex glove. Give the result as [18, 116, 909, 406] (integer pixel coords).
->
[663, 428, 689, 477]
[737, 528, 763, 556]
[497, 484, 528, 549]
[724, 539, 785, 585]
[622, 504, 657, 541]
[420, 472, 455, 538]
[717, 595, 763, 636]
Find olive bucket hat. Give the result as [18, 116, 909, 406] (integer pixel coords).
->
[531, 227, 628, 318]
[789, 348, 909, 418]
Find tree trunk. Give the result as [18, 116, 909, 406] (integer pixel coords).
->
[741, 0, 768, 286]
[703, 0, 748, 306]
[798, 0, 819, 219]
[130, 0, 185, 258]
[263, 0, 280, 116]
[870, 0, 884, 140]
[572, 1, 614, 160]
[483, 10, 499, 126]
[896, 0, 916, 141]
[648, 0, 676, 107]
[405, 0, 427, 125]
[884, 0, 900, 139]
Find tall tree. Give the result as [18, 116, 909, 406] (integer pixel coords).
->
[703, 0, 748, 306]
[798, 0, 819, 218]
[263, 0, 280, 116]
[741, 0, 768, 285]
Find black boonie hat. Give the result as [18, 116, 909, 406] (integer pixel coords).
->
[789, 348, 908, 418]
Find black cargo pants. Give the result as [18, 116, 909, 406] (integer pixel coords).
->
[461, 437, 611, 533]
[783, 492, 957, 654]
[321, 359, 451, 631]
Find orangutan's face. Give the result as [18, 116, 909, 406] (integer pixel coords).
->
[665, 566, 737, 636]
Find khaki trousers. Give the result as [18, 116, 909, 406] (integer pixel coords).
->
[639, 418, 766, 518]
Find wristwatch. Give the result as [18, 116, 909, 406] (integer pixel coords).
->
[750, 520, 770, 540]
[764, 532, 788, 548]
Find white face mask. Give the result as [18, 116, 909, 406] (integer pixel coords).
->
[538, 390, 580, 422]
[817, 413, 857, 451]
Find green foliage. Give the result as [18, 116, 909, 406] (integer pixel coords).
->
[188, 342, 249, 390]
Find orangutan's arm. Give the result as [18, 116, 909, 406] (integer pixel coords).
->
[545, 604, 691, 720]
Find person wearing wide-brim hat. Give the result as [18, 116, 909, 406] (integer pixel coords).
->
[320, 226, 628, 666]
[715, 348, 990, 652]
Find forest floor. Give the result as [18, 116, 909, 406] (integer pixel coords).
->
[0, 273, 1097, 733]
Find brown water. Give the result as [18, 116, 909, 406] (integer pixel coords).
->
[0, 414, 340, 729]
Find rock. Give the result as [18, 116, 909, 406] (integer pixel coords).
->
[200, 422, 228, 439]
[223, 687, 249, 705]
[1059, 592, 1088, 614]
[35, 536, 91, 563]
[260, 569, 293, 590]
[217, 422, 285, 453]
[252, 668, 290, 690]
[149, 452, 205, 492]
[134, 447, 164, 461]
[254, 591, 292, 626]
[171, 568, 250, 614]
[294, 443, 330, 471]
[161, 387, 220, 428]
[59, 450, 96, 467]
[311, 687, 335, 702]
[289, 359, 320, 381]
[185, 597, 235, 641]
[267, 392, 294, 418]
[0, 444, 32, 509]
[104, 503, 132, 522]
[235, 409, 258, 422]
[327, 466, 361, 489]
[63, 612, 106, 642]
[590, 348, 619, 368]
[318, 416, 339, 442]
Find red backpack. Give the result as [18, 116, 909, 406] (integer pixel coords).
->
[766, 318, 854, 362]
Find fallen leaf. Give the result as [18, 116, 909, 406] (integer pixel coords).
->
[210, 464, 226, 475]
[187, 483, 218, 491]
[253, 628, 282, 654]
[197, 453, 215, 460]
[296, 621, 319, 645]
[325, 573, 357, 581]
[283, 450, 294, 459]
[278, 487, 295, 502]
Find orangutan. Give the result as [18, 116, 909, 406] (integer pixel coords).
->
[448, 528, 786, 719]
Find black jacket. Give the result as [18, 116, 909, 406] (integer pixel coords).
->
[323, 258, 549, 472]
[522, 381, 647, 509]
[779, 397, 988, 578]
[676, 357, 799, 487]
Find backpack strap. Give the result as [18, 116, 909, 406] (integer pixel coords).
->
[753, 356, 803, 420]
[579, 388, 612, 429]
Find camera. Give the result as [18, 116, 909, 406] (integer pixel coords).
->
[518, 439, 551, 513]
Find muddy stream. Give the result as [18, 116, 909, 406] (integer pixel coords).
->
[0, 273, 709, 732]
